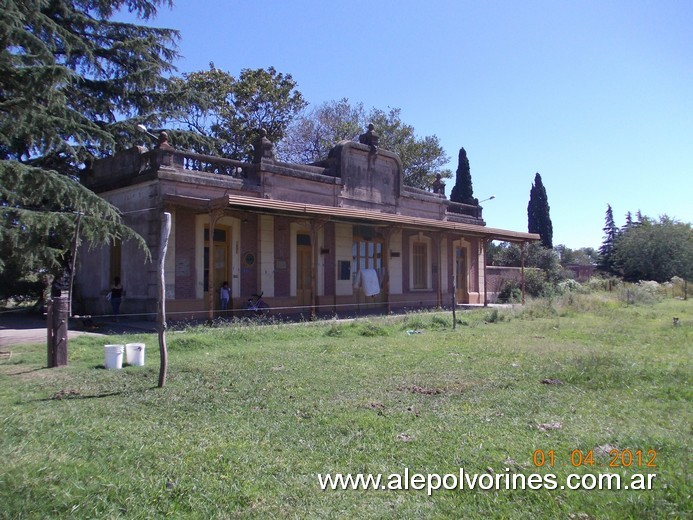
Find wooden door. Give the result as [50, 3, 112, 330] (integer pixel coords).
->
[456, 247, 468, 304]
[204, 225, 230, 311]
[352, 238, 386, 306]
[297, 244, 312, 309]
[214, 244, 226, 292]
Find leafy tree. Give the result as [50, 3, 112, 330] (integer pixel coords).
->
[555, 245, 598, 265]
[488, 241, 565, 297]
[485, 240, 501, 264]
[579, 247, 599, 265]
[597, 204, 619, 275]
[1, 0, 177, 300]
[164, 65, 307, 161]
[450, 147, 477, 205]
[490, 242, 561, 275]
[613, 215, 692, 283]
[277, 98, 363, 164]
[277, 99, 451, 189]
[527, 172, 553, 248]
[369, 107, 451, 190]
[488, 241, 523, 267]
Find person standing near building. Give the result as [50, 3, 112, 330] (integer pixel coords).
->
[220, 281, 231, 313]
[109, 276, 124, 320]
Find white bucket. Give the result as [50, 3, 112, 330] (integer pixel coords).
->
[125, 343, 145, 366]
[104, 344, 124, 369]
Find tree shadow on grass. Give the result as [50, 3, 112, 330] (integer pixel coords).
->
[6, 366, 48, 376]
[30, 388, 124, 402]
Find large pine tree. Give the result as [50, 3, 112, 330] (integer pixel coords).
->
[527, 172, 553, 248]
[450, 147, 477, 205]
[598, 204, 619, 274]
[0, 0, 179, 299]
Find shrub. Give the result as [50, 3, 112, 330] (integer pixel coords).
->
[552, 291, 617, 315]
[515, 298, 558, 319]
[586, 277, 610, 292]
[497, 269, 554, 302]
[325, 324, 343, 337]
[670, 276, 690, 299]
[557, 279, 583, 294]
[358, 321, 389, 337]
[619, 281, 664, 305]
[430, 314, 451, 329]
[401, 313, 426, 331]
[497, 280, 522, 303]
[525, 269, 548, 297]
[485, 309, 500, 323]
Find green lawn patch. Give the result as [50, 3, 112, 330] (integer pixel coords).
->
[1, 295, 690, 518]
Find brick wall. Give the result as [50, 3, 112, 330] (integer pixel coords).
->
[175, 209, 196, 299]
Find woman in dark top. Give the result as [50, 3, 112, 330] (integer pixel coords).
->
[110, 276, 123, 319]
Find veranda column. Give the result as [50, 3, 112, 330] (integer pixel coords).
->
[309, 218, 328, 319]
[310, 221, 317, 319]
[207, 209, 224, 322]
[521, 241, 526, 305]
[380, 226, 398, 314]
[436, 232, 443, 308]
[483, 238, 488, 307]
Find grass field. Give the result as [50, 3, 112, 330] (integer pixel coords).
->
[1, 294, 690, 519]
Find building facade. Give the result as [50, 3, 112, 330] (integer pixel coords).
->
[78, 131, 538, 320]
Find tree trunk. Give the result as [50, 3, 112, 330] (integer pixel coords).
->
[68, 212, 82, 317]
[47, 297, 68, 367]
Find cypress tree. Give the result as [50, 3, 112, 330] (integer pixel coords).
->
[450, 147, 477, 205]
[527, 172, 553, 248]
[0, 1, 179, 298]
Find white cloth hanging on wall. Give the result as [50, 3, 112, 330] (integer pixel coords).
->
[360, 268, 381, 296]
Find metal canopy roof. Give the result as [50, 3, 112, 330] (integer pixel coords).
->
[218, 195, 540, 242]
[164, 193, 539, 243]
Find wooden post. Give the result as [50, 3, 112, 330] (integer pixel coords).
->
[158, 212, 172, 388]
[48, 297, 68, 367]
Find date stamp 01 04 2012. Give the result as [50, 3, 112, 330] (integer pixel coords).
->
[532, 448, 657, 469]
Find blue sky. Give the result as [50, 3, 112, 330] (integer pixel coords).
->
[126, 0, 691, 249]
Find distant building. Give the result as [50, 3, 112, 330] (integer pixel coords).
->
[564, 264, 596, 282]
[78, 129, 538, 319]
